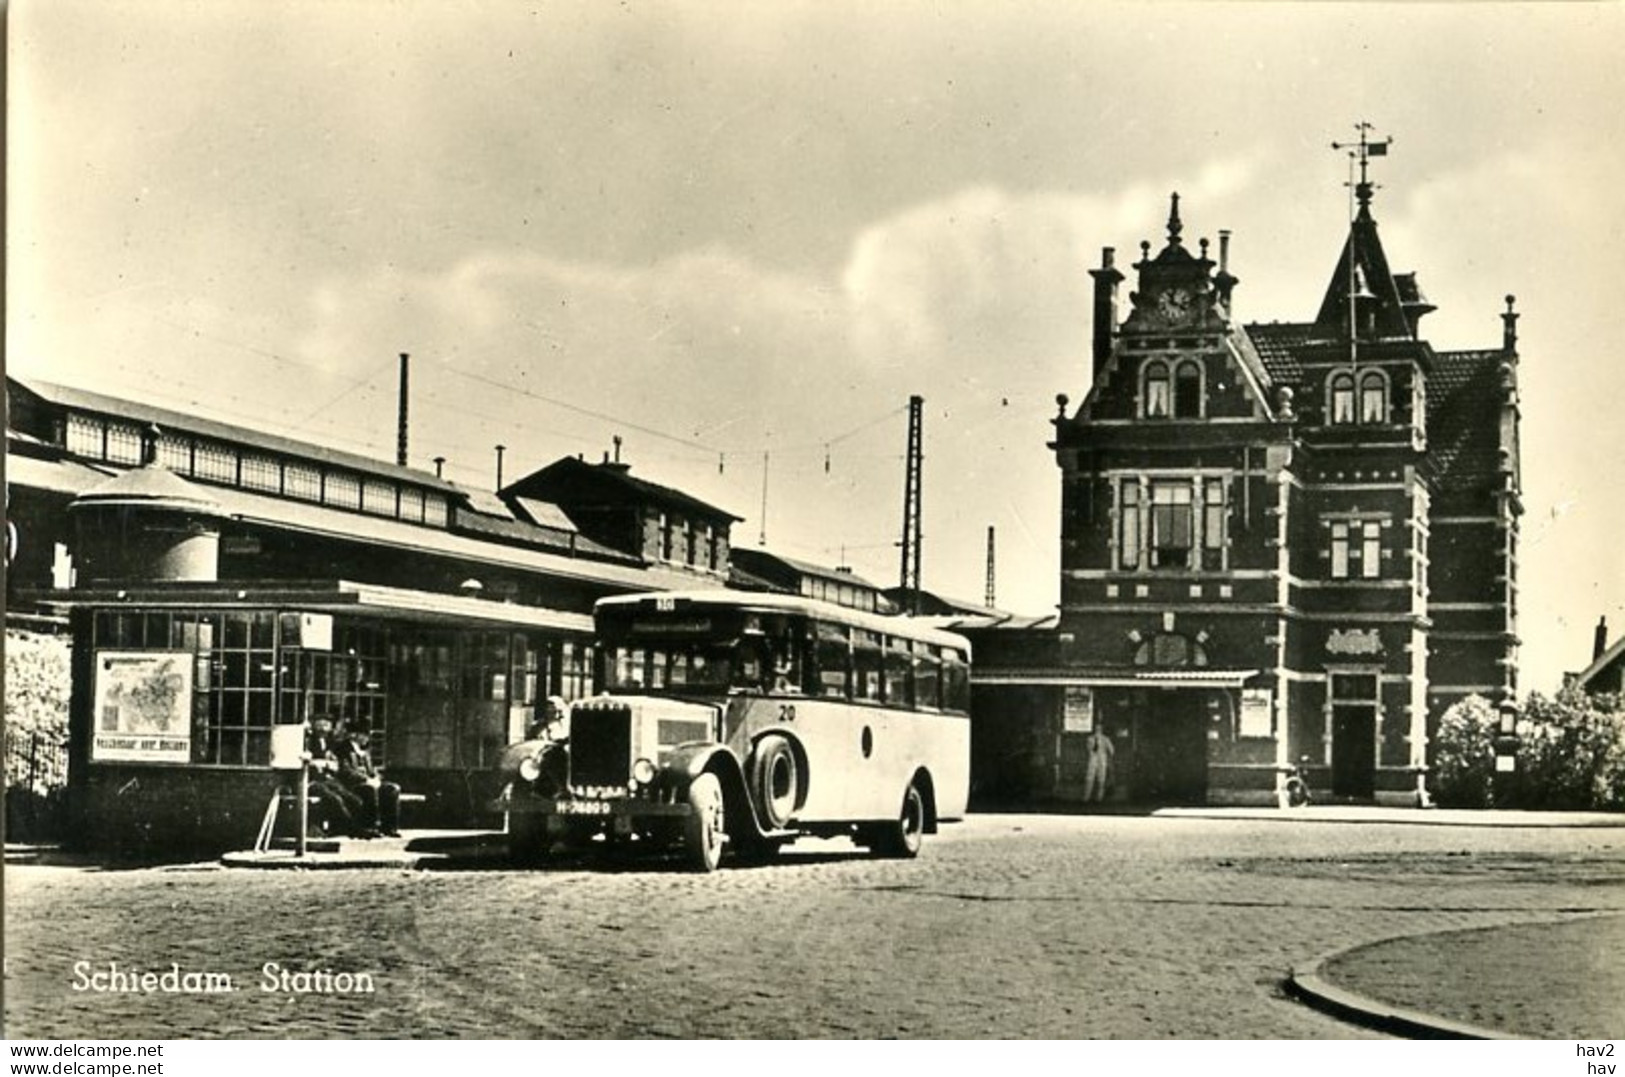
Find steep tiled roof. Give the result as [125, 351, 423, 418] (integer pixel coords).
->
[1428, 348, 1509, 485]
[1242, 322, 1312, 383]
[506, 456, 742, 524]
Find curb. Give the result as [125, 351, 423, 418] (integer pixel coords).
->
[220, 851, 439, 870]
[1285, 942, 1515, 1040]
[1155, 807, 1625, 828]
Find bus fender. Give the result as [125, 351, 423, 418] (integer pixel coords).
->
[658, 743, 761, 842]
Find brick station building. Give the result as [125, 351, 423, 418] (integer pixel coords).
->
[971, 167, 1522, 807]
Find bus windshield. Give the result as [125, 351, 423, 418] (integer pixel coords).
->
[602, 641, 737, 695]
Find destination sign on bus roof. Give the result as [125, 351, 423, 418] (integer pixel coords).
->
[628, 618, 715, 636]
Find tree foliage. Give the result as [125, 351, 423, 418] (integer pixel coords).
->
[1433, 688, 1625, 810]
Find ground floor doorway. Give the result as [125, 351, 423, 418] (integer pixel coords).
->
[1132, 689, 1209, 804]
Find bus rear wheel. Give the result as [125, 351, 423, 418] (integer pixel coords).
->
[683, 773, 726, 873]
[870, 781, 925, 859]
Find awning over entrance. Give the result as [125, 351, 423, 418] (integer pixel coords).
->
[972, 667, 1260, 688]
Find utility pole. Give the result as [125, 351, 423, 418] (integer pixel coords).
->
[985, 525, 996, 609]
[396, 352, 410, 467]
[898, 395, 924, 614]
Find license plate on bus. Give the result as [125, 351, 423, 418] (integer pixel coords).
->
[557, 800, 613, 816]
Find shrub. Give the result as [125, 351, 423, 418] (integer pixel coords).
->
[1431, 694, 1499, 808]
[1515, 689, 1625, 811]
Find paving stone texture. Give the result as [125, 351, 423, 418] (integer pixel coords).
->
[4, 814, 1622, 1039]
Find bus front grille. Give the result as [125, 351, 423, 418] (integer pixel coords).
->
[570, 703, 633, 789]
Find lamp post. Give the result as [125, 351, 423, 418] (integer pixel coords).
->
[1492, 700, 1521, 808]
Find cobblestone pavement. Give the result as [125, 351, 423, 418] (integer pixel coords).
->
[1318, 914, 1625, 1038]
[5, 814, 1623, 1039]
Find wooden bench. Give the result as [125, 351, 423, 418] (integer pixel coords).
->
[253, 788, 428, 853]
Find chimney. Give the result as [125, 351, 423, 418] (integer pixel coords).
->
[1596, 616, 1610, 661]
[1087, 247, 1124, 382]
[1502, 295, 1520, 354]
[495, 444, 506, 491]
[1214, 230, 1239, 313]
[433, 456, 445, 479]
[396, 352, 410, 467]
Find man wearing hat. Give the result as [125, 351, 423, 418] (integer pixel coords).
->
[335, 721, 401, 838]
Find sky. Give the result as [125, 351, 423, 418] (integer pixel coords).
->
[8, 1, 1624, 692]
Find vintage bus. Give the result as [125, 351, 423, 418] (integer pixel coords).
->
[492, 590, 971, 871]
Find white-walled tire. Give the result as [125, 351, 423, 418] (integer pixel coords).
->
[683, 773, 726, 873]
[872, 781, 925, 859]
[750, 734, 800, 829]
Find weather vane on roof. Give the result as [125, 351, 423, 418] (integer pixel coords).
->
[1331, 121, 1393, 215]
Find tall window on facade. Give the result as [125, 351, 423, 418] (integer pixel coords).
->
[1149, 482, 1194, 569]
[1360, 520, 1382, 579]
[1202, 478, 1225, 567]
[1330, 519, 1384, 579]
[1143, 361, 1171, 418]
[1330, 373, 1356, 424]
[684, 522, 697, 566]
[705, 524, 719, 570]
[1173, 362, 1203, 418]
[659, 513, 674, 560]
[1119, 480, 1141, 570]
[1360, 372, 1388, 423]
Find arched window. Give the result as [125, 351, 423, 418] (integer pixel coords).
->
[1329, 372, 1356, 424]
[1173, 361, 1203, 418]
[1143, 361, 1171, 418]
[1133, 632, 1210, 668]
[1360, 371, 1388, 423]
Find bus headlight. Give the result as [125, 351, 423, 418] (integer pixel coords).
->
[518, 754, 543, 783]
[631, 758, 656, 786]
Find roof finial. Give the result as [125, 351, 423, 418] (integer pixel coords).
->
[1167, 192, 1183, 247]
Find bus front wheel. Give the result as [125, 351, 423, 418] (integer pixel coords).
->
[683, 773, 726, 873]
[869, 781, 925, 859]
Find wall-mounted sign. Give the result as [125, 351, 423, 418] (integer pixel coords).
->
[92, 651, 194, 764]
[1239, 688, 1273, 738]
[1063, 686, 1095, 733]
[1327, 628, 1383, 656]
[298, 613, 333, 651]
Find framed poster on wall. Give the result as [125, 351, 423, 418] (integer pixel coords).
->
[91, 651, 194, 763]
[1063, 686, 1095, 733]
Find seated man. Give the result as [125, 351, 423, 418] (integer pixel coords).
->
[334, 722, 401, 838]
[305, 716, 366, 837]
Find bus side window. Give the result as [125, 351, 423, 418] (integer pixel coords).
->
[814, 621, 850, 699]
[853, 629, 884, 702]
[884, 636, 913, 708]
[770, 628, 802, 695]
[915, 646, 942, 710]
[734, 637, 766, 692]
[943, 650, 970, 713]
